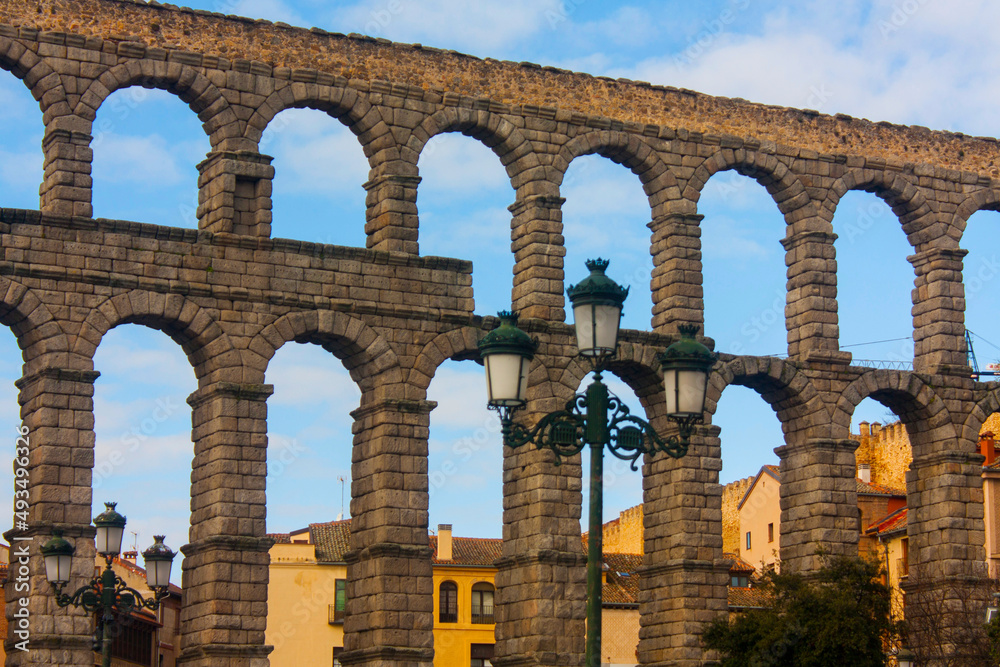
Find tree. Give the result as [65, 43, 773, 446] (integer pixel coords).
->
[904, 575, 999, 667]
[703, 555, 903, 667]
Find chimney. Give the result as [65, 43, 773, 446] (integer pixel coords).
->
[122, 550, 138, 566]
[981, 431, 996, 466]
[859, 421, 870, 436]
[858, 464, 871, 484]
[438, 524, 453, 561]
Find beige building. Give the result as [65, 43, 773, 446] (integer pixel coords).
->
[737, 465, 782, 571]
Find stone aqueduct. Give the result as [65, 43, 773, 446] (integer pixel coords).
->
[0, 1, 999, 665]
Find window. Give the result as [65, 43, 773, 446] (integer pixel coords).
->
[746, 531, 752, 551]
[471, 582, 495, 624]
[767, 523, 774, 543]
[333, 647, 344, 666]
[106, 612, 154, 665]
[329, 579, 347, 624]
[471, 642, 495, 666]
[731, 575, 750, 588]
[901, 537, 909, 576]
[440, 581, 458, 623]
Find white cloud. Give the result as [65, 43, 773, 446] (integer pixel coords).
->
[419, 134, 512, 199]
[426, 364, 492, 431]
[328, 0, 564, 54]
[621, 0, 1000, 137]
[267, 343, 362, 407]
[92, 134, 185, 185]
[264, 110, 370, 196]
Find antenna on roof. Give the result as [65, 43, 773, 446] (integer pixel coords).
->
[337, 476, 346, 521]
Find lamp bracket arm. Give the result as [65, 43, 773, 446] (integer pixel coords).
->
[52, 579, 105, 613]
[605, 403, 694, 468]
[501, 397, 588, 464]
[110, 574, 166, 613]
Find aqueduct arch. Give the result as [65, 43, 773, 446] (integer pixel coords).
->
[0, 1, 998, 665]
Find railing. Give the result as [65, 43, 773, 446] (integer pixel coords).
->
[439, 610, 458, 623]
[328, 603, 344, 624]
[471, 606, 494, 624]
[853, 359, 914, 371]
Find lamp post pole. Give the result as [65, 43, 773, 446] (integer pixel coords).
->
[479, 259, 716, 667]
[40, 502, 177, 667]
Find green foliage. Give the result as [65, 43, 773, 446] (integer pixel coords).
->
[704, 555, 902, 667]
[987, 614, 1000, 666]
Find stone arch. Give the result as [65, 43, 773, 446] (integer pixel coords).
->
[408, 325, 483, 397]
[409, 107, 535, 185]
[75, 62, 234, 147]
[245, 83, 381, 155]
[951, 187, 1000, 243]
[73, 291, 239, 384]
[835, 369, 954, 450]
[0, 276, 70, 368]
[685, 149, 815, 223]
[963, 386, 1000, 446]
[0, 36, 69, 115]
[554, 131, 680, 218]
[251, 310, 402, 399]
[706, 356, 821, 443]
[821, 168, 934, 246]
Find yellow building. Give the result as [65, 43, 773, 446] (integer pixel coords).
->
[266, 521, 501, 666]
[266, 520, 350, 666]
[430, 525, 500, 666]
[266, 520, 647, 666]
[864, 506, 908, 617]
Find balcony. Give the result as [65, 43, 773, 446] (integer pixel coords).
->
[329, 604, 344, 624]
[471, 606, 494, 625]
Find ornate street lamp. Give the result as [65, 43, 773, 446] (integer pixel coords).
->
[480, 258, 717, 667]
[40, 502, 177, 667]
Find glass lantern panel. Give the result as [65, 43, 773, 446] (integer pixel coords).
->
[677, 368, 708, 415]
[573, 303, 621, 357]
[44, 553, 72, 584]
[485, 354, 528, 406]
[147, 559, 172, 588]
[96, 526, 125, 555]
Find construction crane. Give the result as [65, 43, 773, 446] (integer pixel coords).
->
[967, 329, 1000, 380]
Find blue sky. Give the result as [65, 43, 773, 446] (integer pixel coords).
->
[2, 0, 1000, 561]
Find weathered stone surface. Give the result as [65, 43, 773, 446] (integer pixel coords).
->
[0, 2, 996, 665]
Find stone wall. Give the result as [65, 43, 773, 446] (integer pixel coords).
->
[856, 422, 912, 491]
[722, 476, 754, 555]
[0, 1, 997, 665]
[602, 505, 644, 555]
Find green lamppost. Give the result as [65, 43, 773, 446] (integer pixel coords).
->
[40, 502, 177, 667]
[479, 259, 716, 667]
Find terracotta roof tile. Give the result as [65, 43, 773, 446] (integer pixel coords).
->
[430, 535, 503, 566]
[267, 533, 291, 544]
[728, 586, 771, 610]
[602, 553, 642, 606]
[856, 479, 906, 497]
[723, 552, 756, 574]
[310, 520, 351, 562]
[866, 507, 908, 536]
